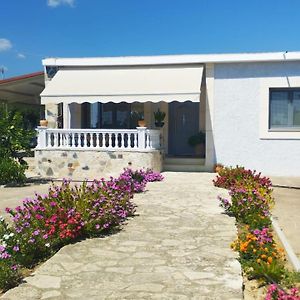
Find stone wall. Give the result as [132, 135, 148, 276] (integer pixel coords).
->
[34, 149, 163, 180]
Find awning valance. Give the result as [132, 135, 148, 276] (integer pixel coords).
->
[41, 65, 203, 104]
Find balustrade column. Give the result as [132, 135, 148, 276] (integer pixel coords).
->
[137, 127, 147, 150]
[36, 126, 47, 149]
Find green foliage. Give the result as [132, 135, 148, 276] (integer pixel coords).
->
[153, 109, 166, 122]
[0, 108, 35, 159]
[243, 259, 286, 283]
[0, 107, 35, 184]
[131, 111, 144, 121]
[0, 158, 27, 185]
[188, 131, 205, 147]
[0, 217, 21, 291]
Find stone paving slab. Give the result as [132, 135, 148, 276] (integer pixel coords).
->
[1, 172, 243, 299]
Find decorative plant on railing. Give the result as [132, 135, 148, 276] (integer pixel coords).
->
[131, 111, 145, 127]
[153, 109, 166, 128]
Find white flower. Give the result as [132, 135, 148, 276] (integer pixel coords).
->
[2, 241, 7, 247]
[45, 243, 50, 248]
[9, 233, 14, 237]
[0, 216, 4, 222]
[3, 234, 10, 240]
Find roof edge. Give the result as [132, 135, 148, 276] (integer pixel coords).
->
[42, 51, 300, 67]
[0, 71, 44, 84]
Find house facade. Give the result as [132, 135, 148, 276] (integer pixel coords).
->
[35, 52, 300, 178]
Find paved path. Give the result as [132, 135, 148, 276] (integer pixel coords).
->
[1, 172, 242, 299]
[0, 182, 51, 220]
[273, 187, 300, 260]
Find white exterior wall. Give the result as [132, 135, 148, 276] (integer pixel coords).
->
[213, 61, 300, 176]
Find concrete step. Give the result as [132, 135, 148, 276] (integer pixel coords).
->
[164, 157, 205, 165]
[163, 163, 209, 172]
[163, 157, 207, 172]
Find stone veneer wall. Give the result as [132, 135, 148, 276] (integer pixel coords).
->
[35, 149, 163, 180]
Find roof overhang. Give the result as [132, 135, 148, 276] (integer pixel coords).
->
[41, 65, 203, 104]
[42, 51, 300, 67]
[0, 71, 44, 105]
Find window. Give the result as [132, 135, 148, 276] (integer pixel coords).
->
[269, 89, 300, 130]
[81, 103, 144, 129]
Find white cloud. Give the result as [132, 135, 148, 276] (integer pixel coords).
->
[0, 39, 12, 52]
[47, 0, 75, 7]
[17, 53, 26, 59]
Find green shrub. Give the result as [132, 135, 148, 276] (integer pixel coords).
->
[0, 217, 21, 291]
[0, 158, 26, 185]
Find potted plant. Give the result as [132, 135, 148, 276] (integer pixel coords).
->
[39, 119, 48, 127]
[188, 131, 205, 157]
[153, 109, 166, 127]
[131, 111, 145, 127]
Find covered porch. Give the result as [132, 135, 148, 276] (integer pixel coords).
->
[35, 62, 209, 178]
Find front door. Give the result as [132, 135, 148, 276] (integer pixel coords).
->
[168, 102, 199, 156]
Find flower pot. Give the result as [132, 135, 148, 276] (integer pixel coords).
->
[195, 143, 205, 158]
[155, 121, 165, 128]
[138, 120, 146, 127]
[214, 164, 224, 174]
[39, 119, 48, 127]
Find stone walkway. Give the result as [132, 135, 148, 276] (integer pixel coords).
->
[1, 172, 242, 299]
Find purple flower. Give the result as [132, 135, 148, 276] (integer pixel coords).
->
[13, 245, 19, 252]
[1, 252, 11, 259]
[33, 229, 40, 236]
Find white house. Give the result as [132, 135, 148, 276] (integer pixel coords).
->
[35, 51, 300, 178]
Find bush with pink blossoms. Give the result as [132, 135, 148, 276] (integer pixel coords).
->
[119, 168, 163, 193]
[265, 284, 300, 300]
[214, 166, 300, 298]
[0, 168, 163, 291]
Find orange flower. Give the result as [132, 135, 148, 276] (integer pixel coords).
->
[261, 254, 267, 260]
[267, 257, 273, 264]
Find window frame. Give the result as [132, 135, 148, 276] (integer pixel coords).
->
[269, 88, 300, 132]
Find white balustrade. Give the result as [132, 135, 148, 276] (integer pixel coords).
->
[36, 127, 161, 151]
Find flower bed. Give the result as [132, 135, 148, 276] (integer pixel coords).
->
[0, 168, 163, 291]
[214, 166, 300, 300]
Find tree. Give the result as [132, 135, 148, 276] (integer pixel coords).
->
[0, 107, 35, 184]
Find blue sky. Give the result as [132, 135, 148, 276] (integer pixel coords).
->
[1, 0, 300, 77]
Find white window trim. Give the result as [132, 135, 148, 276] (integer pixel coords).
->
[259, 77, 300, 140]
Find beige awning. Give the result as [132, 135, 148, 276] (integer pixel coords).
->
[41, 65, 203, 104]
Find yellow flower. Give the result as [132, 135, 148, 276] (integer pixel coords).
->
[257, 259, 261, 264]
